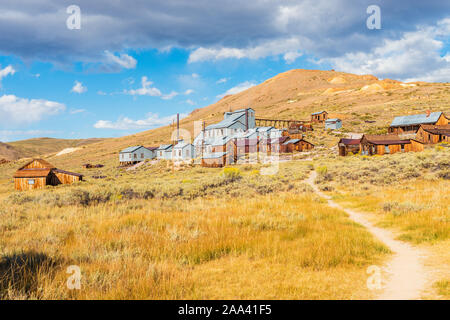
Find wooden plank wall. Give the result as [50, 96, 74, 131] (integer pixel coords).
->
[14, 177, 46, 191]
[24, 160, 49, 169]
[53, 172, 82, 185]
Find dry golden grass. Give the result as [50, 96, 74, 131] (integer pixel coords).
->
[0, 162, 389, 299]
[314, 147, 450, 299]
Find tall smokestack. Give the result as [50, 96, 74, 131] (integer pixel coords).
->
[177, 113, 180, 140]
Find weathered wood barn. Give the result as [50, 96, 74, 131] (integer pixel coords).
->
[416, 124, 450, 144]
[14, 159, 83, 191]
[360, 135, 424, 156]
[282, 139, 314, 153]
[311, 111, 328, 123]
[388, 111, 449, 135]
[338, 138, 361, 156]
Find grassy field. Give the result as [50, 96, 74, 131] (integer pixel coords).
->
[314, 146, 450, 299]
[0, 160, 392, 299]
[0, 142, 448, 299]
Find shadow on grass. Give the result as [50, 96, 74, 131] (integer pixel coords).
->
[0, 251, 60, 299]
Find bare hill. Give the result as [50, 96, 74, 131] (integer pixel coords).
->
[0, 142, 21, 161]
[0, 137, 104, 160]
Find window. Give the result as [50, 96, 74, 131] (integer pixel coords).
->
[179, 150, 181, 156]
[141, 153, 144, 159]
[160, 151, 162, 156]
[186, 150, 189, 157]
[28, 179, 35, 185]
[134, 154, 137, 159]
[129, 154, 132, 159]
[401, 144, 405, 152]
[385, 145, 390, 154]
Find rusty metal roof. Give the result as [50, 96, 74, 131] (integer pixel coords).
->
[420, 124, 450, 135]
[339, 138, 361, 145]
[53, 169, 83, 177]
[14, 168, 51, 178]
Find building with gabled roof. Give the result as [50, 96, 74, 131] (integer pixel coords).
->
[388, 111, 448, 134]
[203, 108, 255, 138]
[172, 140, 195, 161]
[338, 138, 361, 156]
[156, 144, 173, 160]
[311, 111, 328, 123]
[282, 138, 314, 153]
[416, 124, 450, 144]
[360, 134, 424, 155]
[14, 159, 83, 191]
[119, 146, 156, 164]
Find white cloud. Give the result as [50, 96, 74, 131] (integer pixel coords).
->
[126, 76, 162, 97]
[126, 76, 181, 100]
[70, 109, 86, 114]
[162, 91, 178, 100]
[188, 38, 305, 64]
[0, 65, 15, 87]
[191, 73, 200, 79]
[327, 18, 450, 82]
[71, 81, 87, 94]
[217, 81, 256, 98]
[94, 112, 187, 130]
[0, 94, 65, 125]
[185, 99, 195, 105]
[283, 51, 303, 64]
[184, 89, 194, 95]
[216, 78, 228, 84]
[97, 90, 107, 95]
[104, 51, 137, 69]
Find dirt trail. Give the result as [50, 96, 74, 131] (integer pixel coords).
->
[306, 171, 428, 300]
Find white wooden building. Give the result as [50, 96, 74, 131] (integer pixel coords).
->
[119, 146, 156, 164]
[156, 144, 173, 160]
[172, 140, 195, 161]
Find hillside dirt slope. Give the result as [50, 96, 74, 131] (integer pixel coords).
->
[0, 142, 21, 161]
[1, 137, 104, 160]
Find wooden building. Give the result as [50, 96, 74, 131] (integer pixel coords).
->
[259, 136, 289, 154]
[14, 159, 83, 191]
[119, 146, 156, 164]
[388, 111, 449, 135]
[201, 152, 228, 168]
[235, 138, 259, 158]
[311, 111, 328, 123]
[325, 118, 342, 130]
[360, 135, 424, 156]
[338, 138, 361, 156]
[282, 139, 314, 153]
[416, 124, 450, 144]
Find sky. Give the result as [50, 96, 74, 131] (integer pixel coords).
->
[0, 0, 449, 142]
